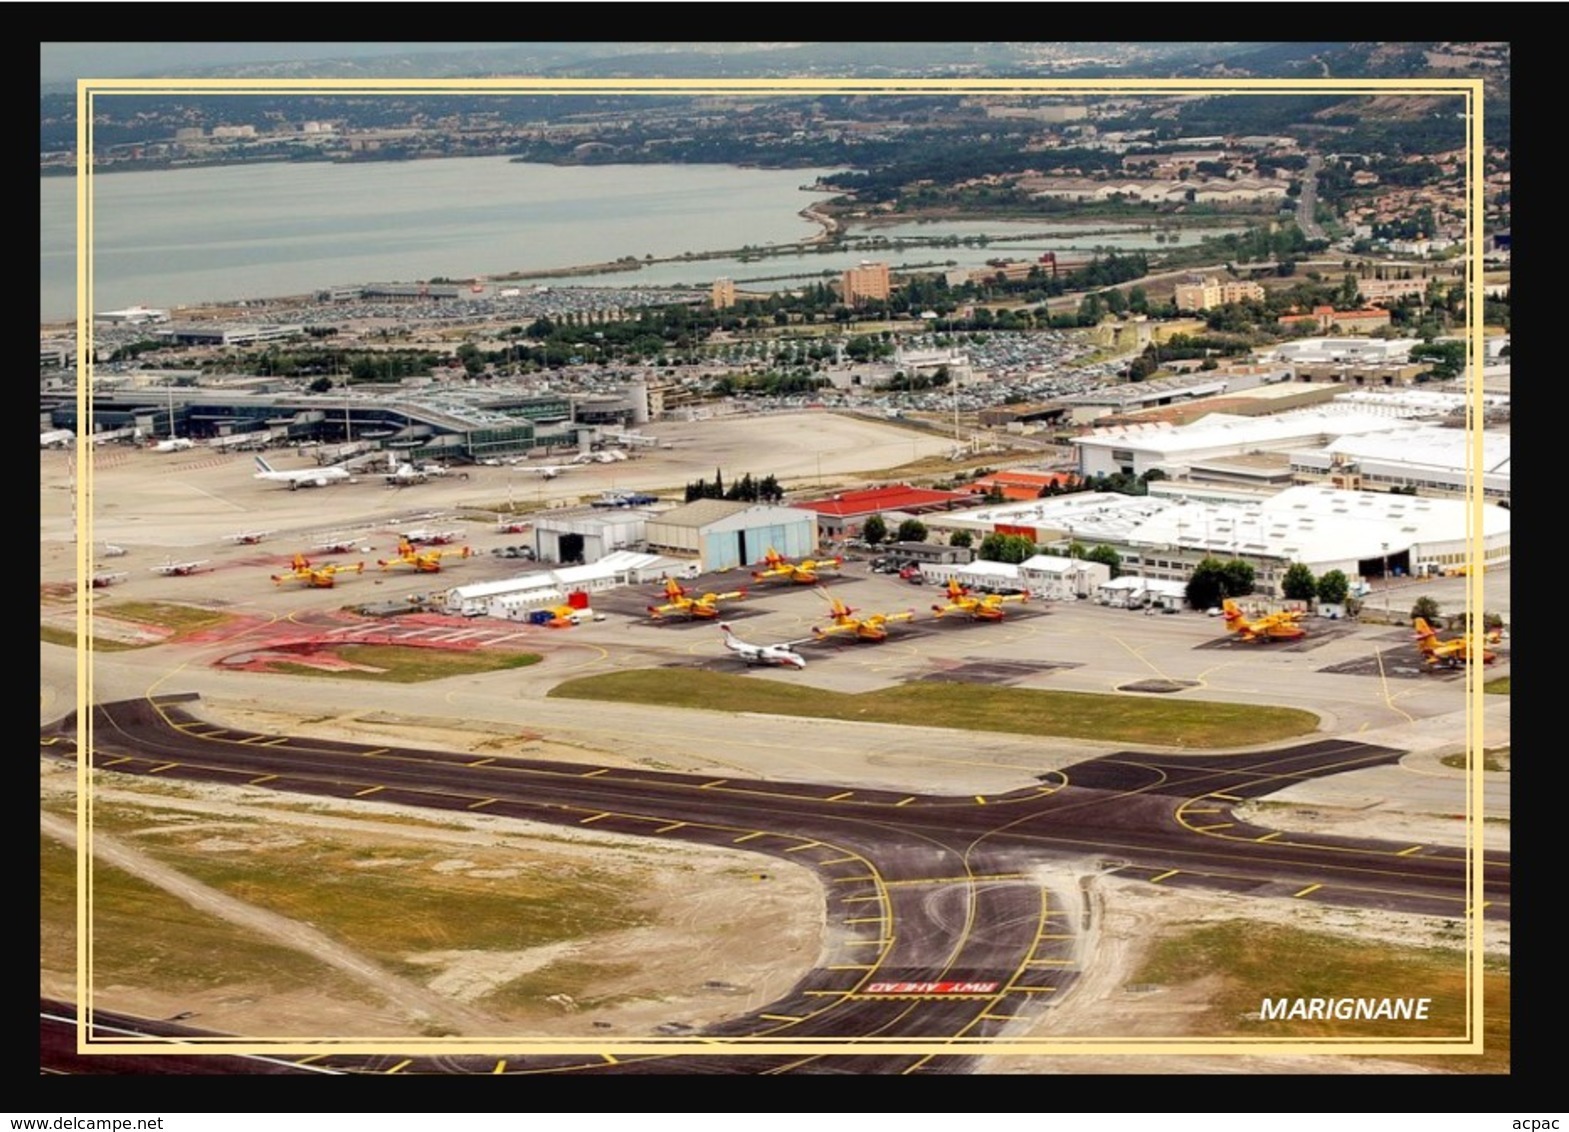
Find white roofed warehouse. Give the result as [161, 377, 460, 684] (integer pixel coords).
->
[899, 486, 1505, 600]
[442, 551, 681, 619]
[1122, 485, 1509, 596]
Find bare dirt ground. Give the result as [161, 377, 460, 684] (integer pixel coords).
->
[41, 755, 825, 1040]
[974, 871, 1499, 1076]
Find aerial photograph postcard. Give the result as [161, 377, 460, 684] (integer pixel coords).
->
[38, 40, 1510, 1080]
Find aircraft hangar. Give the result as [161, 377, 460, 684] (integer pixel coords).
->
[644, 500, 817, 572]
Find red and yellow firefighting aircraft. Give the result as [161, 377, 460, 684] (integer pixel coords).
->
[378, 537, 471, 574]
[647, 578, 747, 621]
[1413, 617, 1498, 668]
[751, 546, 845, 586]
[272, 553, 365, 589]
[812, 589, 915, 642]
[1221, 598, 1306, 642]
[930, 578, 1029, 622]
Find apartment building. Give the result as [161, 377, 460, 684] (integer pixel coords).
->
[841, 261, 892, 306]
[1172, 276, 1266, 312]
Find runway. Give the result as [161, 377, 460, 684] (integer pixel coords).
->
[40, 694, 1508, 1074]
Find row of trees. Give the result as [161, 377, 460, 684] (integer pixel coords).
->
[683, 470, 784, 505]
[860, 514, 929, 546]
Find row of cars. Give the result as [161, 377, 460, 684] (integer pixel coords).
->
[868, 556, 928, 583]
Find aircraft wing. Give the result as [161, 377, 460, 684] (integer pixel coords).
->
[812, 621, 858, 638]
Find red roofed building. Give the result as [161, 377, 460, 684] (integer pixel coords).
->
[793, 484, 972, 539]
[1279, 305, 1392, 334]
[968, 470, 1079, 502]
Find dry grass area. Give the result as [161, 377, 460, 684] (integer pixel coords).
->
[41, 757, 824, 1040]
[978, 874, 1507, 1076]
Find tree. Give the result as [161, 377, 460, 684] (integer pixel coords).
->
[861, 514, 888, 545]
[1316, 569, 1350, 605]
[978, 532, 1036, 564]
[306, 376, 333, 394]
[1184, 555, 1254, 610]
[1185, 558, 1229, 611]
[1085, 544, 1121, 580]
[895, 519, 928, 544]
[1281, 562, 1318, 602]
[948, 530, 973, 549]
[1221, 559, 1256, 598]
[1411, 595, 1442, 625]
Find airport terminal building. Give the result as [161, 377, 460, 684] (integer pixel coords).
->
[38, 381, 650, 465]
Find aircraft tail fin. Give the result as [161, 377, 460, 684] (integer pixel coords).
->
[1412, 618, 1441, 653]
[255, 456, 275, 474]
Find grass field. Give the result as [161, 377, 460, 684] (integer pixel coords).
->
[268, 644, 541, 682]
[101, 816, 654, 972]
[548, 669, 1319, 747]
[40, 833, 367, 1000]
[1132, 920, 1508, 1073]
[1441, 746, 1510, 772]
[41, 601, 240, 651]
[99, 601, 234, 632]
[40, 624, 143, 652]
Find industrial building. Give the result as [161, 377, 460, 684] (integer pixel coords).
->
[1018, 553, 1112, 600]
[643, 500, 817, 572]
[926, 492, 1171, 550]
[1121, 485, 1510, 594]
[1051, 369, 1292, 426]
[1290, 426, 1510, 505]
[917, 554, 1112, 601]
[876, 541, 973, 567]
[793, 485, 972, 540]
[1072, 407, 1433, 480]
[910, 485, 1506, 598]
[1270, 338, 1422, 366]
[531, 508, 665, 565]
[442, 551, 679, 619]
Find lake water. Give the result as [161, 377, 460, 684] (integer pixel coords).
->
[40, 156, 1244, 322]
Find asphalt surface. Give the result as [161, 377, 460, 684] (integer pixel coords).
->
[39, 694, 1507, 1075]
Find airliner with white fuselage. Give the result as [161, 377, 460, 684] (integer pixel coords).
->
[254, 456, 352, 490]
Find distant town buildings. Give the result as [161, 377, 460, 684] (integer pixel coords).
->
[711, 277, 737, 310]
[95, 305, 170, 326]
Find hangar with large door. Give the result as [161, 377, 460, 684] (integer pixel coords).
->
[644, 500, 816, 572]
[532, 508, 661, 565]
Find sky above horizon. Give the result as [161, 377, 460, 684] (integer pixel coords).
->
[40, 43, 525, 83]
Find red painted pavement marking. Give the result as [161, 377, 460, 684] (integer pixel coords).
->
[863, 981, 1001, 995]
